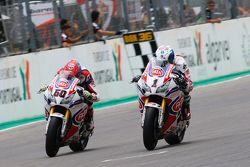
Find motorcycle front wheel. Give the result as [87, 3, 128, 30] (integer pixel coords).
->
[45, 117, 62, 157]
[143, 107, 159, 150]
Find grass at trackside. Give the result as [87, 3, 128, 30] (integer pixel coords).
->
[1, 70, 250, 130]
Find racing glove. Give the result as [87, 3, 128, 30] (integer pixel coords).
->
[77, 87, 93, 101]
[115, 31, 123, 35]
[115, 30, 127, 35]
[83, 90, 93, 101]
[38, 84, 48, 94]
[130, 75, 141, 83]
[177, 77, 188, 90]
[173, 74, 187, 90]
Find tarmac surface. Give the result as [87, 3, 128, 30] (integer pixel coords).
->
[1, 76, 250, 167]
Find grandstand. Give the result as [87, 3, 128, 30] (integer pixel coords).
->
[0, 0, 249, 57]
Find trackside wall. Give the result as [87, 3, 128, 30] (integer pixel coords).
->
[1, 17, 250, 124]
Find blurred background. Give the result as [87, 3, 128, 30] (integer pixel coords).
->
[0, 0, 249, 57]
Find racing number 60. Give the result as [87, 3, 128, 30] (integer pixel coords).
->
[54, 89, 67, 98]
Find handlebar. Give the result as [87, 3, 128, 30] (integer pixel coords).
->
[130, 75, 141, 83]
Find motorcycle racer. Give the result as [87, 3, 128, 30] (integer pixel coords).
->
[58, 59, 100, 131]
[133, 45, 193, 121]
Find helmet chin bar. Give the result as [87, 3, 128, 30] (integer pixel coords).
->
[161, 61, 169, 67]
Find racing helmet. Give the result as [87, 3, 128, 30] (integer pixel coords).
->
[63, 59, 82, 77]
[155, 45, 175, 66]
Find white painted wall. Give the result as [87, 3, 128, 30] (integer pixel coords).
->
[0, 39, 135, 123]
[155, 17, 250, 81]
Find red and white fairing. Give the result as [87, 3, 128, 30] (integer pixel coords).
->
[44, 72, 89, 141]
[137, 58, 186, 134]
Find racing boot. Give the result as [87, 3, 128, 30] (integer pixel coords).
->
[182, 104, 191, 120]
[182, 93, 191, 121]
[85, 104, 94, 132]
[85, 115, 94, 132]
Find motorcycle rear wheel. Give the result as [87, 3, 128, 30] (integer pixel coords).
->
[143, 107, 159, 150]
[45, 117, 62, 157]
[69, 136, 89, 152]
[165, 126, 186, 145]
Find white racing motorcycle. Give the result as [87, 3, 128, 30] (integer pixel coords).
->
[132, 61, 189, 150]
[39, 71, 92, 157]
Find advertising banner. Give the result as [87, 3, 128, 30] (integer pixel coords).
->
[29, 2, 55, 27]
[71, 38, 136, 100]
[155, 17, 250, 81]
[0, 53, 41, 122]
[0, 40, 136, 123]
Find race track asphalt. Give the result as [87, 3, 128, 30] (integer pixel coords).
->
[1, 76, 250, 167]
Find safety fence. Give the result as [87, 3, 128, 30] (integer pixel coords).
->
[0, 0, 250, 57]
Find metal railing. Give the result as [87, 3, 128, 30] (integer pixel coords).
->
[0, 0, 250, 57]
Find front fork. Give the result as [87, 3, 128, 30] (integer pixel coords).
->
[45, 107, 70, 138]
[141, 97, 167, 128]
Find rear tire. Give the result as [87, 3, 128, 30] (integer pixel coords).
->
[165, 126, 186, 145]
[45, 117, 62, 157]
[143, 107, 159, 150]
[69, 137, 89, 152]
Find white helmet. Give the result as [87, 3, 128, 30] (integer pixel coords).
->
[155, 45, 175, 65]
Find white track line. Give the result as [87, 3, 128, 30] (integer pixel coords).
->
[101, 151, 168, 163]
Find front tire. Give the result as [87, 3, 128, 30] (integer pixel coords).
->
[45, 117, 62, 157]
[143, 107, 159, 150]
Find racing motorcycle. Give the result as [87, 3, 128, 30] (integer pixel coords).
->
[39, 71, 92, 157]
[132, 61, 189, 150]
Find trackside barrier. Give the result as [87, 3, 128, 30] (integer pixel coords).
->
[0, 40, 135, 123]
[1, 17, 250, 124]
[156, 17, 250, 82]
